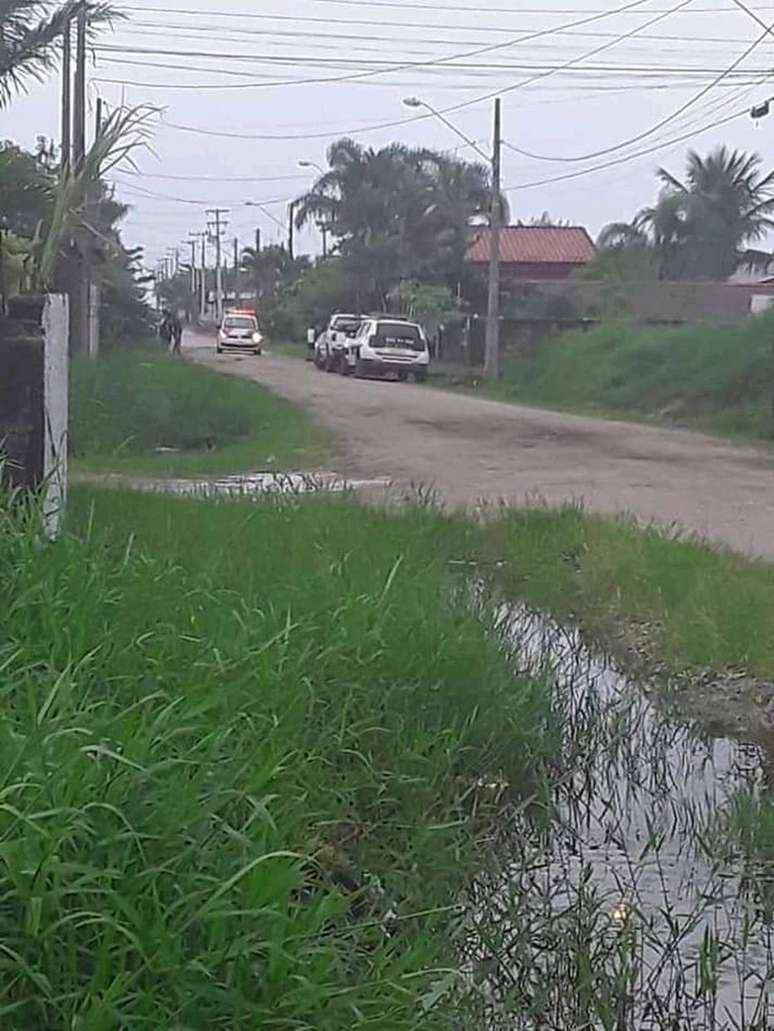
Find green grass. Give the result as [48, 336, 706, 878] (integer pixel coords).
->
[70, 348, 326, 476]
[0, 487, 552, 1028]
[483, 313, 774, 443]
[484, 503, 774, 676]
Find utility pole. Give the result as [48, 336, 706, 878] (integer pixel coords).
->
[484, 98, 502, 382]
[72, 2, 88, 356]
[86, 96, 103, 358]
[199, 233, 207, 319]
[288, 200, 297, 261]
[233, 237, 240, 306]
[60, 14, 72, 178]
[206, 208, 229, 322]
[255, 227, 261, 254]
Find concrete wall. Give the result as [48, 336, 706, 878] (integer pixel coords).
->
[0, 294, 69, 536]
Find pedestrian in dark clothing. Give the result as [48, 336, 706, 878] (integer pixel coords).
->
[159, 312, 173, 349]
[171, 316, 183, 355]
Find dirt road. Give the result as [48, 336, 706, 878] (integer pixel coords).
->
[190, 336, 774, 558]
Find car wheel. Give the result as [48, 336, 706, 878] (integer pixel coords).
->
[355, 360, 367, 379]
[397, 370, 408, 382]
[254, 348, 262, 356]
[414, 369, 428, 384]
[216, 346, 222, 354]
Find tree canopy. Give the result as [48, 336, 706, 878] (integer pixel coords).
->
[294, 138, 506, 309]
[595, 146, 774, 282]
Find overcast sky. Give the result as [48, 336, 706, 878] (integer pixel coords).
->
[3, 0, 774, 270]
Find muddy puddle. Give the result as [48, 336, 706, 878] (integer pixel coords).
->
[468, 600, 774, 1029]
[87, 471, 391, 498]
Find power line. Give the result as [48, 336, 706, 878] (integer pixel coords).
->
[504, 93, 770, 192]
[93, 0, 661, 92]
[502, 11, 774, 163]
[117, 14, 769, 51]
[122, 171, 312, 183]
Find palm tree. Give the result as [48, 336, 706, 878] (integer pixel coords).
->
[597, 147, 774, 281]
[294, 139, 507, 306]
[655, 146, 774, 280]
[0, 1, 116, 109]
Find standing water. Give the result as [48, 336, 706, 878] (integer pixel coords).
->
[466, 599, 774, 1029]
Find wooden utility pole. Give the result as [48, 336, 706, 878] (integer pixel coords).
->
[60, 16, 72, 178]
[484, 98, 502, 382]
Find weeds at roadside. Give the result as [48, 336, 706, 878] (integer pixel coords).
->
[69, 348, 326, 476]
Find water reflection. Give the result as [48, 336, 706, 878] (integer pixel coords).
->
[467, 599, 774, 1030]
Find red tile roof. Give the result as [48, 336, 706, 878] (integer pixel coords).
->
[467, 225, 595, 265]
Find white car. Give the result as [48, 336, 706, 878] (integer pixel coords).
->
[216, 311, 263, 355]
[315, 313, 362, 372]
[342, 317, 429, 382]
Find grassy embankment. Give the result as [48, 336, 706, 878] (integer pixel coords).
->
[1, 488, 556, 1028]
[6, 487, 774, 1024]
[481, 313, 774, 443]
[70, 347, 326, 476]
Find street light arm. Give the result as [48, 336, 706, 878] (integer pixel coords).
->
[402, 97, 491, 165]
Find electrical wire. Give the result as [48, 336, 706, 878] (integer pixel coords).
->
[502, 11, 774, 162]
[122, 171, 312, 183]
[504, 92, 770, 192]
[94, 0, 662, 91]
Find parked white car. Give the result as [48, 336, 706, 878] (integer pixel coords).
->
[216, 310, 263, 355]
[315, 313, 362, 371]
[342, 317, 429, 382]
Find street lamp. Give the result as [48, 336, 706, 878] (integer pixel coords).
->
[402, 96, 502, 381]
[298, 159, 325, 175]
[298, 160, 329, 257]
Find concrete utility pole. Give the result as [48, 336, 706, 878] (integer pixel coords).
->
[288, 200, 297, 261]
[60, 15, 72, 178]
[72, 2, 88, 356]
[86, 96, 103, 358]
[189, 232, 206, 321]
[206, 208, 229, 322]
[255, 227, 261, 254]
[233, 236, 240, 305]
[484, 98, 502, 382]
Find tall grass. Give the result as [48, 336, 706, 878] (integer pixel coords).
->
[70, 348, 326, 476]
[493, 313, 774, 441]
[484, 503, 774, 676]
[0, 487, 551, 1028]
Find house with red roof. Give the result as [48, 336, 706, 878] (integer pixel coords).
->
[466, 225, 595, 281]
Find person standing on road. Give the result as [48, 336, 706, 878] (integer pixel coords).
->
[159, 311, 173, 350]
[171, 315, 183, 356]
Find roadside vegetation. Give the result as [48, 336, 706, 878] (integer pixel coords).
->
[486, 503, 774, 676]
[486, 313, 774, 443]
[1, 487, 552, 1027]
[70, 348, 326, 475]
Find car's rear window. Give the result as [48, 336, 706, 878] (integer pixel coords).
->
[331, 318, 361, 334]
[374, 322, 423, 350]
[224, 317, 255, 330]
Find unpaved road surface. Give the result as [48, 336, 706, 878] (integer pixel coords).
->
[189, 336, 774, 558]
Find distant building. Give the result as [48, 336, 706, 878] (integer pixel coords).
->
[466, 225, 595, 281]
